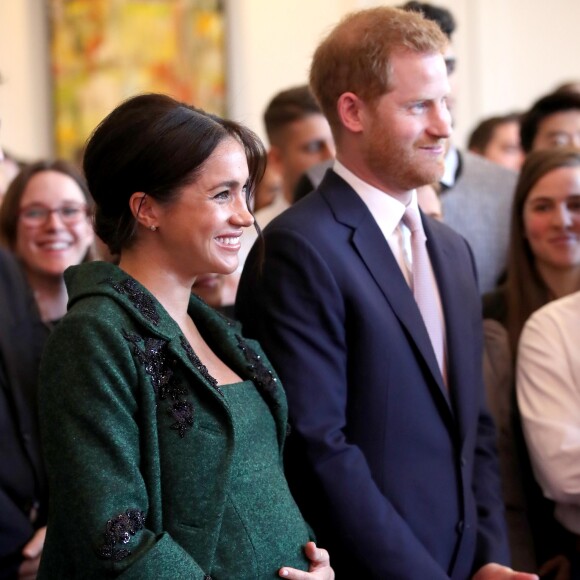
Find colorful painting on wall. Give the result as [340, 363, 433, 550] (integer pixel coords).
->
[50, 0, 225, 161]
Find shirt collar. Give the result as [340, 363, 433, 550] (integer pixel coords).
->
[333, 159, 418, 237]
[441, 145, 459, 188]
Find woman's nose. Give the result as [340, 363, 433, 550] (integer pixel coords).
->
[231, 196, 254, 228]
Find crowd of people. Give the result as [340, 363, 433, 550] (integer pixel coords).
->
[1, 2, 579, 579]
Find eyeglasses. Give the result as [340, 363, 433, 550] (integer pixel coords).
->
[19, 203, 89, 227]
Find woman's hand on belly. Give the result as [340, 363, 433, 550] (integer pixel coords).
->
[278, 542, 334, 579]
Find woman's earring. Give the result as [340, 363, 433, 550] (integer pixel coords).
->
[150, 225, 158, 232]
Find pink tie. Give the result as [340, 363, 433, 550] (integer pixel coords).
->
[402, 207, 446, 378]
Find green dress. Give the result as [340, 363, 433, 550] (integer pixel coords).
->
[212, 381, 311, 578]
[38, 261, 311, 579]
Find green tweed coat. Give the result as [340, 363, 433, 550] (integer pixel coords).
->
[38, 261, 311, 579]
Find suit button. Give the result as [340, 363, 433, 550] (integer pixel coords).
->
[460, 456, 466, 468]
[456, 520, 464, 534]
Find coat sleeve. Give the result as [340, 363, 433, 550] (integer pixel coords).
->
[237, 228, 450, 579]
[39, 312, 208, 579]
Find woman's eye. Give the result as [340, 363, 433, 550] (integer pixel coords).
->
[532, 203, 551, 212]
[213, 191, 230, 200]
[61, 207, 82, 217]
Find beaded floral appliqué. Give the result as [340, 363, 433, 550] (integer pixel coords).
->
[124, 331, 194, 437]
[108, 278, 160, 326]
[97, 509, 145, 561]
[236, 335, 279, 405]
[180, 336, 223, 396]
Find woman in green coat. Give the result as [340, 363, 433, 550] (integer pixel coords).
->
[38, 94, 334, 580]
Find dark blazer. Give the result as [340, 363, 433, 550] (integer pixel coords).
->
[38, 261, 310, 579]
[0, 248, 48, 578]
[237, 170, 509, 579]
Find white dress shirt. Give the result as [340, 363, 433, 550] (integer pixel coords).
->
[517, 291, 580, 534]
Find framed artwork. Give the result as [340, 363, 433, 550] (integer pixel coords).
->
[49, 0, 226, 161]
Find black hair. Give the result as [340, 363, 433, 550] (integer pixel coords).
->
[399, 1, 456, 38]
[520, 91, 580, 153]
[468, 113, 522, 153]
[83, 93, 266, 254]
[263, 85, 322, 145]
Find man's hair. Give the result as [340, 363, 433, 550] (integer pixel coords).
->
[467, 113, 521, 153]
[309, 7, 447, 135]
[263, 85, 322, 146]
[520, 91, 580, 153]
[553, 80, 580, 95]
[399, 2, 456, 39]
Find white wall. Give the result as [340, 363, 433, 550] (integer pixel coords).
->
[0, 0, 52, 160]
[1, 0, 579, 158]
[225, 0, 360, 142]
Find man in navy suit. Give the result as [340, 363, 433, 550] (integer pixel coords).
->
[237, 7, 536, 580]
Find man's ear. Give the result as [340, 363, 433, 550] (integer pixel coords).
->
[128, 192, 159, 230]
[336, 92, 366, 134]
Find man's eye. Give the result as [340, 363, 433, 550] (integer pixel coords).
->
[410, 102, 427, 113]
[303, 141, 324, 153]
[551, 134, 571, 147]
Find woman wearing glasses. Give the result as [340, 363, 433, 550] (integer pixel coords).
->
[0, 160, 95, 324]
[0, 160, 94, 579]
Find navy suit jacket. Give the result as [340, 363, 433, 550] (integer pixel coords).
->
[0, 249, 48, 577]
[236, 170, 509, 579]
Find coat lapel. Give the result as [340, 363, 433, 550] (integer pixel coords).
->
[188, 301, 289, 447]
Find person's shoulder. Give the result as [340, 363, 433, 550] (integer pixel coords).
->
[526, 290, 580, 333]
[52, 262, 146, 344]
[424, 213, 472, 250]
[254, 196, 290, 230]
[0, 247, 25, 289]
[456, 150, 518, 192]
[482, 286, 508, 324]
[266, 185, 333, 235]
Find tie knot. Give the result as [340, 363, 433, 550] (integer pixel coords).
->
[402, 206, 422, 234]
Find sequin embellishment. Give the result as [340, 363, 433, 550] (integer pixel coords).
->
[97, 509, 145, 561]
[124, 332, 194, 437]
[109, 278, 160, 326]
[180, 336, 223, 396]
[236, 335, 279, 404]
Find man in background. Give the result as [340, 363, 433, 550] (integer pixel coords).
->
[520, 90, 580, 153]
[256, 84, 335, 228]
[468, 113, 524, 172]
[233, 84, 335, 296]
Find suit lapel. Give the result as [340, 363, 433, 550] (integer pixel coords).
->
[424, 217, 478, 442]
[320, 173, 451, 412]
